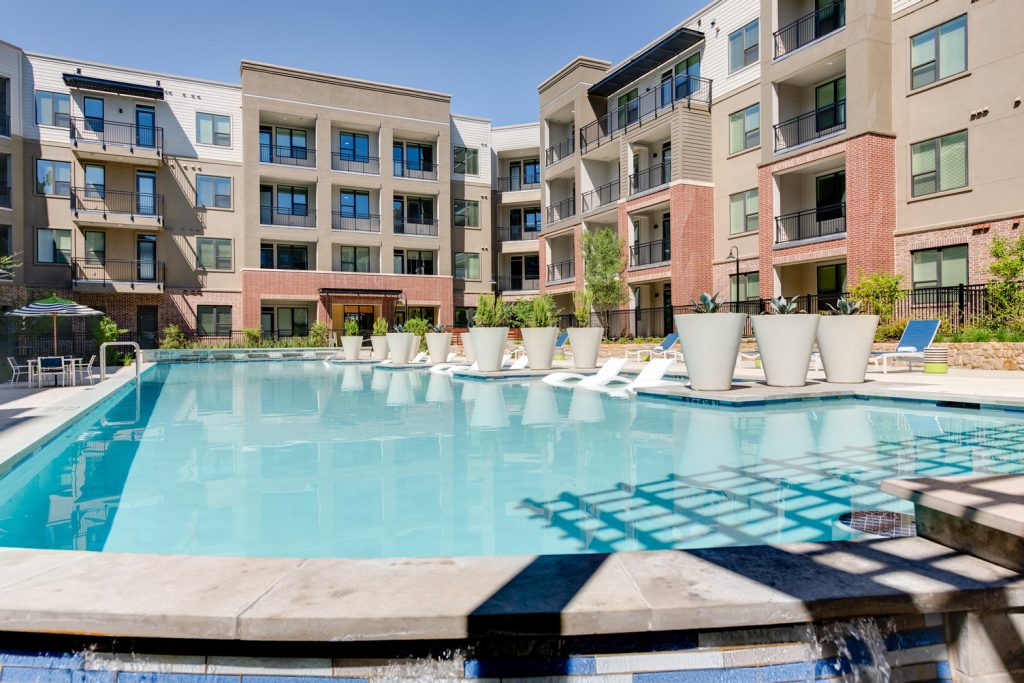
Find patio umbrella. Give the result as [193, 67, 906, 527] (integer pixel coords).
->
[5, 296, 104, 356]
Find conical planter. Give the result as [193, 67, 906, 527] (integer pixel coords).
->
[816, 315, 879, 383]
[425, 332, 452, 364]
[567, 327, 603, 369]
[470, 327, 509, 372]
[408, 336, 424, 362]
[752, 315, 821, 387]
[461, 333, 475, 363]
[385, 332, 414, 363]
[341, 336, 362, 361]
[520, 327, 559, 370]
[370, 336, 389, 361]
[341, 365, 364, 392]
[675, 313, 746, 391]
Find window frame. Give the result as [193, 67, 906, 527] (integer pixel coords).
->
[728, 19, 760, 73]
[35, 90, 70, 128]
[910, 130, 968, 197]
[729, 104, 760, 154]
[84, 231, 105, 265]
[453, 198, 480, 228]
[196, 174, 232, 209]
[196, 112, 231, 147]
[730, 271, 761, 302]
[197, 305, 233, 337]
[453, 146, 479, 175]
[910, 14, 968, 90]
[35, 159, 72, 197]
[36, 227, 72, 265]
[454, 252, 481, 281]
[729, 188, 759, 235]
[197, 237, 233, 271]
[911, 244, 968, 289]
[340, 245, 372, 273]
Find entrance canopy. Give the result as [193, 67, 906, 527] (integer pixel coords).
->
[318, 288, 402, 297]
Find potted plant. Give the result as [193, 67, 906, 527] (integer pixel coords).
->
[816, 298, 879, 383]
[425, 323, 453, 364]
[674, 293, 746, 391]
[404, 317, 430, 362]
[386, 323, 414, 364]
[370, 317, 389, 361]
[752, 296, 821, 387]
[567, 288, 602, 370]
[341, 318, 363, 361]
[469, 293, 510, 372]
[520, 294, 559, 370]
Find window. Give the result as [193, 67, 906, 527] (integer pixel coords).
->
[912, 245, 967, 289]
[524, 159, 540, 185]
[37, 228, 71, 265]
[524, 207, 542, 232]
[340, 190, 370, 217]
[340, 245, 371, 273]
[277, 308, 309, 337]
[196, 175, 231, 209]
[277, 186, 308, 216]
[196, 112, 231, 146]
[911, 15, 967, 90]
[395, 306, 436, 325]
[85, 165, 105, 198]
[0, 225, 10, 260]
[275, 128, 307, 158]
[674, 52, 702, 99]
[729, 104, 760, 153]
[395, 249, 435, 275]
[454, 307, 475, 327]
[454, 252, 480, 280]
[35, 159, 71, 196]
[454, 146, 479, 175]
[84, 231, 105, 264]
[815, 77, 846, 132]
[453, 199, 479, 228]
[730, 272, 760, 302]
[729, 20, 759, 72]
[275, 244, 309, 270]
[197, 306, 233, 337]
[0, 154, 8, 206]
[339, 132, 370, 161]
[197, 237, 233, 270]
[729, 189, 758, 235]
[83, 97, 104, 132]
[617, 89, 639, 129]
[35, 91, 70, 127]
[911, 130, 967, 197]
[393, 142, 434, 175]
[260, 244, 274, 269]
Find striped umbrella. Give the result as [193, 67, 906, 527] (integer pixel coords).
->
[6, 296, 104, 356]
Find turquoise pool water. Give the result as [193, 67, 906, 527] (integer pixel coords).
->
[0, 361, 1021, 558]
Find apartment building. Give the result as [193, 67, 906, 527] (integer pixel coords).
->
[492, 122, 542, 303]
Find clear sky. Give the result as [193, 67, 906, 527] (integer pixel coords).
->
[6, 0, 705, 125]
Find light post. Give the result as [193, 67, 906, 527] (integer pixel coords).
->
[727, 246, 740, 309]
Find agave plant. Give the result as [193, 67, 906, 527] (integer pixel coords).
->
[767, 295, 803, 314]
[391, 323, 406, 333]
[690, 292, 723, 314]
[827, 297, 862, 315]
[430, 323, 448, 333]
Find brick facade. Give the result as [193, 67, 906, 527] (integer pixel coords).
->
[894, 216, 1024, 286]
[668, 182, 715, 301]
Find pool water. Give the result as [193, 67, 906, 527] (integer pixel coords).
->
[0, 361, 1021, 559]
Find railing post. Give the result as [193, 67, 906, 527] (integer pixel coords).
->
[957, 282, 966, 330]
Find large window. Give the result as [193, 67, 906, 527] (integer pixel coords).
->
[393, 142, 434, 175]
[730, 272, 760, 302]
[340, 245, 371, 273]
[454, 146, 479, 175]
[729, 189, 758, 235]
[275, 128, 307, 158]
[277, 186, 309, 216]
[197, 237, 233, 270]
[37, 228, 71, 265]
[524, 159, 540, 185]
[277, 308, 309, 337]
[196, 112, 231, 146]
[729, 20, 759, 73]
[394, 249, 435, 275]
[35, 159, 71, 196]
[339, 132, 370, 161]
[340, 190, 370, 217]
[912, 245, 967, 289]
[911, 130, 967, 197]
[84, 231, 105, 264]
[35, 91, 70, 127]
[196, 175, 231, 209]
[524, 207, 542, 232]
[453, 199, 479, 228]
[197, 306, 233, 336]
[261, 243, 308, 270]
[729, 104, 760, 153]
[454, 252, 480, 280]
[911, 15, 967, 90]
[85, 165, 105, 199]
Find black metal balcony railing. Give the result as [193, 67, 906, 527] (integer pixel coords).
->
[545, 197, 576, 224]
[71, 188, 164, 218]
[0, 186, 10, 209]
[629, 239, 671, 268]
[259, 144, 317, 168]
[70, 117, 164, 155]
[393, 160, 438, 181]
[579, 75, 713, 154]
[629, 162, 671, 195]
[260, 205, 317, 228]
[496, 176, 541, 192]
[394, 218, 439, 236]
[775, 202, 846, 244]
[774, 0, 845, 59]
[332, 153, 380, 175]
[73, 258, 165, 286]
[332, 212, 381, 232]
[581, 179, 620, 212]
[497, 226, 541, 242]
[0, 114, 10, 137]
[774, 100, 846, 152]
[544, 136, 574, 166]
[546, 259, 575, 283]
[497, 275, 540, 292]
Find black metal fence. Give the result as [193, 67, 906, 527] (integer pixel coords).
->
[582, 179, 620, 212]
[773, 0, 845, 58]
[546, 259, 575, 283]
[629, 162, 671, 195]
[71, 188, 164, 218]
[546, 197, 575, 224]
[260, 205, 317, 228]
[496, 176, 541, 192]
[775, 203, 846, 243]
[70, 117, 164, 154]
[72, 258, 165, 286]
[544, 136, 574, 166]
[497, 226, 541, 242]
[259, 144, 316, 167]
[629, 240, 671, 268]
[393, 160, 438, 181]
[774, 101, 846, 151]
[332, 212, 381, 232]
[332, 153, 380, 175]
[394, 218, 439, 236]
[497, 275, 540, 292]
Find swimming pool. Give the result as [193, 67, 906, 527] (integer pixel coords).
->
[0, 361, 1021, 559]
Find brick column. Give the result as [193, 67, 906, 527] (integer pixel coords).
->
[845, 133, 896, 286]
[668, 182, 714, 302]
[757, 164, 776, 299]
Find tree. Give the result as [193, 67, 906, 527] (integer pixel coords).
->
[987, 234, 1024, 332]
[581, 226, 626, 311]
[850, 271, 906, 323]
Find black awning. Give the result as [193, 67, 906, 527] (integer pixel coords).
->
[588, 27, 704, 98]
[62, 73, 165, 100]
[319, 287, 403, 297]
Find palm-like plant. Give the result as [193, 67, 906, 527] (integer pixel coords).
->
[827, 297, 862, 315]
[690, 292, 723, 313]
[767, 295, 802, 314]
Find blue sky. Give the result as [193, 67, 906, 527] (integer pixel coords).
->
[6, 0, 704, 125]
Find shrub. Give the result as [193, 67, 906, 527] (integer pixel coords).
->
[875, 318, 908, 342]
[93, 316, 128, 363]
[987, 234, 1024, 332]
[573, 288, 595, 327]
[474, 294, 510, 327]
[850, 272, 906, 322]
[242, 327, 263, 347]
[508, 298, 534, 328]
[307, 321, 329, 347]
[372, 317, 389, 336]
[343, 319, 360, 337]
[523, 294, 557, 328]
[160, 324, 186, 349]
[404, 317, 430, 337]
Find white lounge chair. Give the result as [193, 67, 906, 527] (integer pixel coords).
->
[443, 353, 527, 375]
[598, 358, 680, 395]
[543, 357, 629, 388]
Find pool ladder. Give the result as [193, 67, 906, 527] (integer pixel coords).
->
[99, 341, 141, 382]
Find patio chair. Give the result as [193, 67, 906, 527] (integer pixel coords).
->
[543, 357, 629, 389]
[868, 319, 940, 374]
[614, 358, 682, 394]
[37, 356, 67, 387]
[7, 357, 29, 385]
[76, 355, 98, 385]
[625, 333, 679, 361]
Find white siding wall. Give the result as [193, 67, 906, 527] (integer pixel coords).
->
[21, 53, 242, 162]
[450, 114, 491, 187]
[491, 123, 540, 153]
[0, 42, 22, 137]
[893, 0, 924, 14]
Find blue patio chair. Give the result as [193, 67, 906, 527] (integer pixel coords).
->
[625, 333, 679, 361]
[868, 319, 940, 374]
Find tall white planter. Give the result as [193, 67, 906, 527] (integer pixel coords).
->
[817, 315, 879, 383]
[425, 332, 452, 364]
[341, 336, 362, 361]
[470, 327, 509, 372]
[386, 332, 414, 363]
[520, 327, 559, 370]
[675, 313, 746, 391]
[461, 334, 475, 363]
[752, 315, 821, 387]
[370, 336, 389, 361]
[408, 336, 424, 362]
[567, 327, 603, 369]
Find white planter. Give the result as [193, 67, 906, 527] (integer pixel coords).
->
[370, 336, 389, 361]
[817, 315, 879, 383]
[341, 336, 362, 361]
[341, 365, 363, 392]
[461, 333, 475, 363]
[752, 314, 821, 387]
[470, 327, 509, 372]
[675, 313, 746, 391]
[425, 332, 452, 364]
[567, 327, 603, 369]
[408, 336, 424, 362]
[520, 327, 559, 370]
[385, 333, 414, 363]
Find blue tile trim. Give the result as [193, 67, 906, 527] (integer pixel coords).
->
[1, 668, 72, 683]
[634, 667, 759, 682]
[0, 651, 84, 670]
[118, 675, 239, 683]
[885, 626, 946, 650]
[463, 656, 595, 677]
[935, 659, 953, 680]
[241, 678, 364, 683]
[73, 673, 115, 683]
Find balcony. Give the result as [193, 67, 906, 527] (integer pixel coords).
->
[774, 0, 845, 59]
[580, 75, 712, 154]
[332, 154, 380, 175]
[497, 275, 540, 292]
[629, 239, 671, 268]
[546, 259, 575, 284]
[260, 205, 317, 228]
[545, 197, 576, 224]
[260, 144, 317, 168]
[497, 226, 541, 242]
[71, 188, 163, 229]
[496, 176, 541, 192]
[774, 101, 845, 152]
[69, 118, 163, 166]
[393, 160, 438, 181]
[544, 136, 574, 167]
[394, 218, 439, 237]
[775, 203, 846, 244]
[72, 258, 164, 294]
[0, 114, 10, 137]
[581, 179, 620, 212]
[332, 212, 381, 233]
[629, 162, 671, 195]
